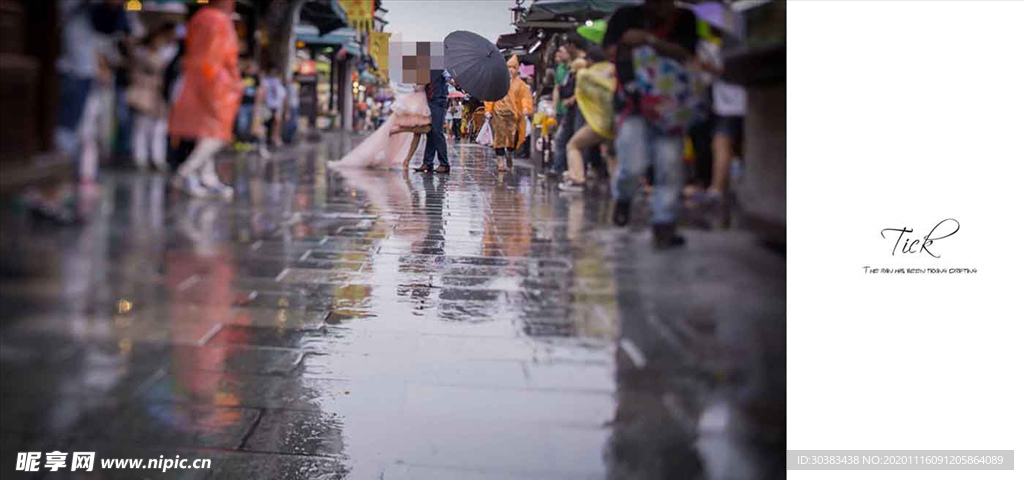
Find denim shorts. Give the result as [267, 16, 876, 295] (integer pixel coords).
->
[714, 115, 744, 140]
[57, 73, 93, 131]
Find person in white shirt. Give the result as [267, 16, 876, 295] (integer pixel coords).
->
[261, 68, 287, 147]
[451, 101, 463, 141]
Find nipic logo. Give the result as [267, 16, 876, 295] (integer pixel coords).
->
[16, 452, 94, 472]
[880, 218, 960, 258]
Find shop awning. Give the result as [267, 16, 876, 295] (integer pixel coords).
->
[496, 31, 537, 49]
[525, 0, 639, 20]
[299, 0, 349, 36]
[295, 25, 362, 55]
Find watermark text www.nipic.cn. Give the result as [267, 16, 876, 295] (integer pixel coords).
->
[16, 452, 212, 472]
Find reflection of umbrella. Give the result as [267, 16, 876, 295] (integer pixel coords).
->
[443, 30, 509, 102]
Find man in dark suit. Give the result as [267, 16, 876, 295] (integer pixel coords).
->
[414, 69, 451, 174]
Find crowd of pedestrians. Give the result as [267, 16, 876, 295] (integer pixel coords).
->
[473, 0, 749, 249]
[30, 0, 305, 223]
[34, 0, 746, 253]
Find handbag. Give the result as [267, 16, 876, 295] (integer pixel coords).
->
[126, 79, 158, 114]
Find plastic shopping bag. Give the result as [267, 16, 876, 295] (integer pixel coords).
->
[476, 119, 493, 146]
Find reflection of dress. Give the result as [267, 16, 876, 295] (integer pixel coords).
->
[329, 85, 430, 169]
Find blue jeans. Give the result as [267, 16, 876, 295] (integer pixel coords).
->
[55, 73, 93, 157]
[283, 105, 299, 143]
[115, 87, 133, 156]
[235, 104, 254, 140]
[613, 115, 685, 225]
[552, 108, 581, 173]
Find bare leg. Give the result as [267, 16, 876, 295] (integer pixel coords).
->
[710, 133, 732, 195]
[403, 133, 422, 168]
[566, 125, 601, 184]
[496, 148, 507, 171]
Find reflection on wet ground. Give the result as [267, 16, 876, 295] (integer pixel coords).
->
[1, 134, 784, 479]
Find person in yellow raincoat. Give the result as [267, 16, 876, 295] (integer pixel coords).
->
[484, 55, 533, 171]
[559, 59, 616, 192]
[168, 0, 242, 198]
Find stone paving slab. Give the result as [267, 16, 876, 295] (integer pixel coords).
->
[8, 311, 223, 345]
[82, 402, 262, 450]
[241, 409, 344, 457]
[168, 345, 304, 376]
[207, 451, 347, 480]
[141, 372, 351, 410]
[340, 417, 608, 479]
[205, 325, 353, 352]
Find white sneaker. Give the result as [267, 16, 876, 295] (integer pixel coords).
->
[173, 174, 212, 198]
[558, 180, 584, 193]
[209, 184, 234, 200]
[258, 146, 271, 159]
[201, 176, 234, 200]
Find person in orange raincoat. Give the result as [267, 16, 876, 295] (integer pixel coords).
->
[168, 0, 242, 199]
[484, 54, 533, 171]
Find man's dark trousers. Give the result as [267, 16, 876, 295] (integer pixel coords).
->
[422, 103, 449, 169]
[422, 70, 450, 170]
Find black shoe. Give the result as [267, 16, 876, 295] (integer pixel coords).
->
[612, 200, 630, 227]
[413, 164, 433, 173]
[29, 201, 78, 226]
[652, 223, 686, 249]
[434, 165, 450, 174]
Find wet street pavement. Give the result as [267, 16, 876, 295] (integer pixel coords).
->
[1, 134, 785, 479]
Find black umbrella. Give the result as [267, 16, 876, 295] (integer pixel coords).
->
[443, 31, 509, 102]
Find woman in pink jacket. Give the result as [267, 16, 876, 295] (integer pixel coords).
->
[167, 0, 241, 198]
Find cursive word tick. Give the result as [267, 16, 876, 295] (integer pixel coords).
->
[880, 218, 960, 258]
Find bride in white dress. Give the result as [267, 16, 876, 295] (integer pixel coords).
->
[328, 83, 431, 170]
